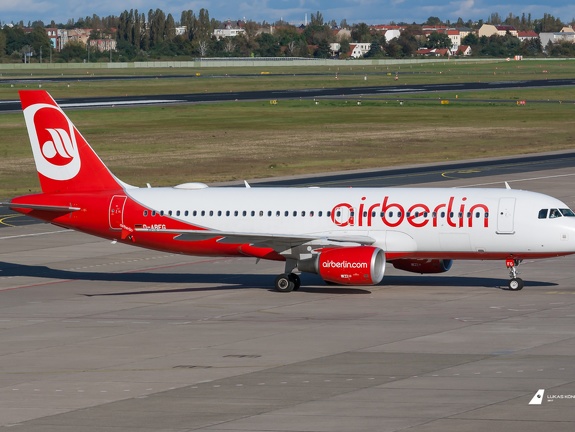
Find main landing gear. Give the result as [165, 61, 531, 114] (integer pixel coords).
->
[274, 273, 301, 293]
[274, 259, 301, 292]
[506, 258, 524, 291]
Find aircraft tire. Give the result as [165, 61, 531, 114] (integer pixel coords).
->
[288, 273, 301, 291]
[508, 278, 524, 291]
[275, 274, 294, 292]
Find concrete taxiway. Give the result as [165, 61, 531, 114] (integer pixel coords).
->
[1, 165, 575, 431]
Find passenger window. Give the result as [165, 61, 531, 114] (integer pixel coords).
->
[143, 210, 148, 216]
[538, 209, 548, 219]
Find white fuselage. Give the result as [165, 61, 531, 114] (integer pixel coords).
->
[125, 186, 575, 258]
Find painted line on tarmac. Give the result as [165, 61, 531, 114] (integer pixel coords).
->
[0, 229, 70, 240]
[61, 99, 184, 108]
[464, 172, 575, 188]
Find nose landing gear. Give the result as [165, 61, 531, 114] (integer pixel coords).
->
[506, 258, 524, 291]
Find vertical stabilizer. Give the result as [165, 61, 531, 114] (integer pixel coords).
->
[20, 90, 124, 193]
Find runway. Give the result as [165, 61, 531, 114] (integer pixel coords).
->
[1, 77, 574, 112]
[1, 163, 575, 431]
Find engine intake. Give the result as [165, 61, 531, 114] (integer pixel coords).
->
[298, 246, 385, 285]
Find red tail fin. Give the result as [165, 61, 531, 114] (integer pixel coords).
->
[20, 90, 123, 193]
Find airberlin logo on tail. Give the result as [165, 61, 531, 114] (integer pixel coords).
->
[23, 103, 81, 181]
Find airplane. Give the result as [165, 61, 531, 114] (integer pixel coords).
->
[3, 90, 575, 292]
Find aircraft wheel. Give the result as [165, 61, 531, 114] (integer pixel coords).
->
[288, 273, 301, 291]
[508, 278, 524, 291]
[275, 274, 294, 293]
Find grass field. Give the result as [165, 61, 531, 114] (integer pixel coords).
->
[0, 59, 574, 197]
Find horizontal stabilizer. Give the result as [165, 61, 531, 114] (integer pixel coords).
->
[1, 202, 81, 212]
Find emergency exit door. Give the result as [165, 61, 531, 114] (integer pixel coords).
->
[109, 195, 127, 230]
[497, 197, 515, 234]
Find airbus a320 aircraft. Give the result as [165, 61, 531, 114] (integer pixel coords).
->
[4, 90, 575, 292]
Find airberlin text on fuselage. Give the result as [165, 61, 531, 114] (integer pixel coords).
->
[331, 196, 490, 229]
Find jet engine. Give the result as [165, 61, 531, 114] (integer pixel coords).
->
[298, 246, 385, 285]
[391, 258, 453, 274]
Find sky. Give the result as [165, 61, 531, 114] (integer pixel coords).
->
[1, 0, 574, 26]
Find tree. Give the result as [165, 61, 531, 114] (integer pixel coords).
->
[364, 39, 384, 58]
[0, 30, 6, 57]
[426, 32, 452, 49]
[351, 23, 371, 43]
[310, 11, 324, 26]
[426, 16, 442, 26]
[255, 32, 280, 57]
[196, 39, 209, 57]
[520, 38, 542, 56]
[165, 13, 176, 41]
[338, 37, 350, 58]
[59, 40, 86, 62]
[180, 10, 196, 41]
[462, 33, 479, 45]
[396, 28, 418, 57]
[488, 12, 502, 24]
[314, 39, 330, 58]
[148, 9, 166, 47]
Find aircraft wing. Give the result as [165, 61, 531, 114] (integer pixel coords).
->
[134, 227, 376, 249]
[0, 202, 81, 212]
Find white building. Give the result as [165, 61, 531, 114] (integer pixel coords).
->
[213, 28, 246, 40]
[539, 32, 575, 49]
[347, 43, 372, 58]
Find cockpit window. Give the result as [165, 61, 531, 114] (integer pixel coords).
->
[538, 209, 548, 219]
[560, 208, 575, 217]
[549, 209, 562, 218]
